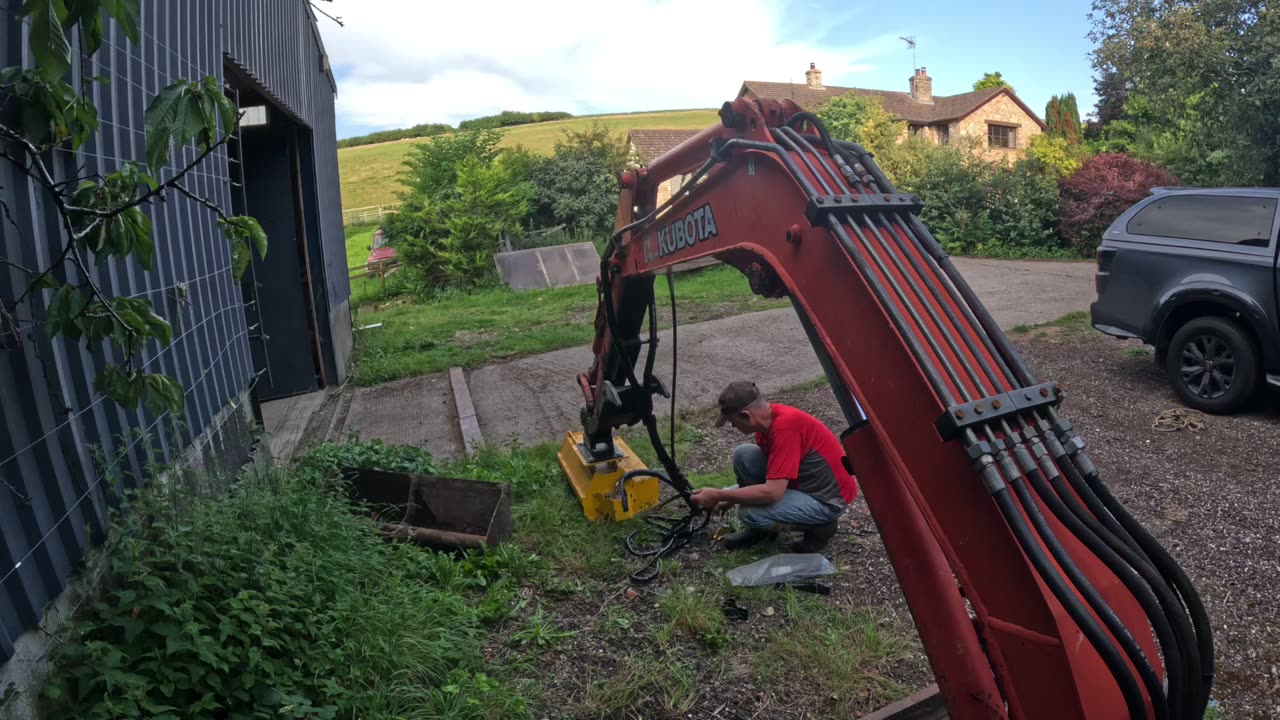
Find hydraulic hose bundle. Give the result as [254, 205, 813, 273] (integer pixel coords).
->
[584, 99, 1212, 717]
[784, 114, 1213, 719]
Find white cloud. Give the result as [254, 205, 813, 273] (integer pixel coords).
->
[316, 0, 902, 134]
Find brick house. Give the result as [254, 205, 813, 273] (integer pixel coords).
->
[628, 129, 700, 204]
[739, 63, 1046, 159]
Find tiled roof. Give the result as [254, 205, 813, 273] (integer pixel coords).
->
[739, 81, 1046, 129]
[627, 129, 701, 164]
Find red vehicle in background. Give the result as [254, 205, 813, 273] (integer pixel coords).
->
[365, 229, 397, 266]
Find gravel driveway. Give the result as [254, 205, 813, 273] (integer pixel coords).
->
[671, 325, 1280, 718]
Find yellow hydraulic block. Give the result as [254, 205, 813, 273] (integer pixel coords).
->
[557, 432, 660, 522]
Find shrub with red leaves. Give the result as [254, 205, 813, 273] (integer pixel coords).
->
[1058, 153, 1180, 255]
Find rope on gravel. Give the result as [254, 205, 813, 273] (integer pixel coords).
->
[1152, 408, 1207, 432]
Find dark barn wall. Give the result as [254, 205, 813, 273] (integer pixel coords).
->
[0, 0, 349, 669]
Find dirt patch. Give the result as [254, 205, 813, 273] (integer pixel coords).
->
[450, 328, 501, 348]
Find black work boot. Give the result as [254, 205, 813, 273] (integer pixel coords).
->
[790, 520, 838, 554]
[720, 526, 777, 550]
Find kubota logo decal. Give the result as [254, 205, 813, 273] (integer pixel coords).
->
[644, 204, 719, 264]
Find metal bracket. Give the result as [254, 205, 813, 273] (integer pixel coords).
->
[935, 382, 1061, 441]
[805, 193, 923, 225]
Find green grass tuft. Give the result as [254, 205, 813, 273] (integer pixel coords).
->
[755, 599, 912, 716]
[574, 654, 697, 717]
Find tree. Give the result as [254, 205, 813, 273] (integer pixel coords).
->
[1059, 153, 1179, 254]
[973, 72, 1012, 92]
[396, 157, 530, 288]
[398, 128, 505, 203]
[1045, 93, 1082, 145]
[816, 92, 900, 157]
[528, 123, 631, 234]
[1088, 0, 1279, 184]
[1026, 134, 1085, 178]
[0, 0, 266, 413]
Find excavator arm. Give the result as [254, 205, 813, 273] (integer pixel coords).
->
[575, 97, 1213, 720]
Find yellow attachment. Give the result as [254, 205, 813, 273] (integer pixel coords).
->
[557, 432, 660, 522]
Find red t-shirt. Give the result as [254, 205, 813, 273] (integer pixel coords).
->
[756, 403, 858, 508]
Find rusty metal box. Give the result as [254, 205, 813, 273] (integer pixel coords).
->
[344, 467, 513, 551]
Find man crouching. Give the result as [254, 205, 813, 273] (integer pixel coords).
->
[690, 381, 858, 553]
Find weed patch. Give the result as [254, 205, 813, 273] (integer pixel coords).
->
[755, 600, 912, 716]
[574, 654, 697, 718]
[45, 442, 534, 720]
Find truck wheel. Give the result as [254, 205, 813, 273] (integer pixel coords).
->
[1166, 316, 1260, 414]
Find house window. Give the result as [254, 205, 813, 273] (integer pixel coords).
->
[988, 124, 1016, 149]
[909, 124, 925, 137]
[937, 125, 950, 145]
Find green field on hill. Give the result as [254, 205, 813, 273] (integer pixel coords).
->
[338, 108, 719, 210]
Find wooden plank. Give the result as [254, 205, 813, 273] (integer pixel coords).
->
[857, 685, 947, 720]
[449, 367, 484, 456]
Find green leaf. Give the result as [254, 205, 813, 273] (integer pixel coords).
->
[144, 83, 188, 171]
[244, 218, 267, 258]
[129, 212, 153, 269]
[99, 0, 140, 43]
[228, 234, 250, 281]
[213, 87, 238, 137]
[24, 0, 71, 81]
[76, 8, 104, 55]
[173, 92, 206, 149]
[32, 273, 60, 291]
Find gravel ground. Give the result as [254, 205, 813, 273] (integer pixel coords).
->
[670, 325, 1280, 718]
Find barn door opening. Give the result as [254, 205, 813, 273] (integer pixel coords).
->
[225, 66, 327, 400]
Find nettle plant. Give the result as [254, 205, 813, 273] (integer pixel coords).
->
[0, 0, 266, 414]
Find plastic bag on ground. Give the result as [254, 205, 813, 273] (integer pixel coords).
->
[725, 553, 836, 587]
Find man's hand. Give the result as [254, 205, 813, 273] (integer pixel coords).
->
[690, 487, 722, 510]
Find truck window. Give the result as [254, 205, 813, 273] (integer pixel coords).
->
[1126, 195, 1278, 247]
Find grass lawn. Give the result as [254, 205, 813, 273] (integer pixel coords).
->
[338, 108, 718, 210]
[350, 264, 789, 385]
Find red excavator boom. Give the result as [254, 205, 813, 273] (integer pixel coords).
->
[575, 97, 1213, 720]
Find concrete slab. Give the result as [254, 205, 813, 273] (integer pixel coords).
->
[469, 258, 1096, 448]
[342, 373, 464, 460]
[262, 390, 326, 461]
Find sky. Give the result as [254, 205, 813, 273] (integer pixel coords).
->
[315, 0, 1099, 140]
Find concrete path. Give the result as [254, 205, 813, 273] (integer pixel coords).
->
[262, 390, 326, 460]
[341, 374, 462, 461]
[469, 258, 1096, 449]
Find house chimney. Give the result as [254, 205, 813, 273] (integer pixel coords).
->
[805, 62, 823, 89]
[909, 66, 933, 104]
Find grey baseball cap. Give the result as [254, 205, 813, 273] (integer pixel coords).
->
[714, 381, 762, 427]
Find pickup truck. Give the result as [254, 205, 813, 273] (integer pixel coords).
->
[1090, 187, 1280, 414]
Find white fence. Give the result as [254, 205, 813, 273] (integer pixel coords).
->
[343, 203, 401, 226]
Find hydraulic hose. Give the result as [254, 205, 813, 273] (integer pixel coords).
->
[1074, 455, 1215, 712]
[779, 126, 1013, 393]
[987, 428, 1169, 720]
[1037, 412, 1211, 716]
[986, 466, 1149, 719]
[1030, 433, 1200, 719]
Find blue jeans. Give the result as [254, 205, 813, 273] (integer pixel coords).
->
[731, 444, 843, 529]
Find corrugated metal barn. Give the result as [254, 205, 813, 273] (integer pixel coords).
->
[0, 0, 351, 683]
